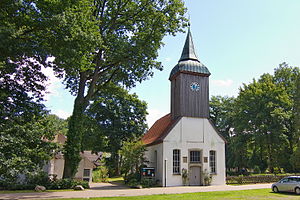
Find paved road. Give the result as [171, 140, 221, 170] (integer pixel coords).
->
[0, 183, 272, 200]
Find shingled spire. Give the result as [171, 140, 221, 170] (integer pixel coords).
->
[169, 27, 210, 80]
[179, 27, 199, 62]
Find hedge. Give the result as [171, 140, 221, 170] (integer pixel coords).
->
[226, 175, 300, 185]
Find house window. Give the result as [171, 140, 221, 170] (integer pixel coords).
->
[190, 151, 201, 163]
[209, 150, 216, 173]
[83, 169, 91, 177]
[173, 149, 180, 174]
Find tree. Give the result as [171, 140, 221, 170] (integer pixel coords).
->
[119, 139, 146, 180]
[46, 0, 187, 178]
[0, 112, 61, 184]
[233, 72, 292, 172]
[82, 83, 148, 176]
[1, 0, 187, 178]
[210, 95, 235, 140]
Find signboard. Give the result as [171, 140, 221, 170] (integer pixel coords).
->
[142, 167, 155, 177]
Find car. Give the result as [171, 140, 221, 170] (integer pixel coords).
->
[272, 176, 300, 195]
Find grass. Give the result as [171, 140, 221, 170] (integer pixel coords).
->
[108, 177, 124, 184]
[33, 189, 300, 200]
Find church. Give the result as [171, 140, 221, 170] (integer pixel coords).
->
[142, 28, 226, 186]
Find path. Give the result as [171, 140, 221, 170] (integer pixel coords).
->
[0, 183, 272, 200]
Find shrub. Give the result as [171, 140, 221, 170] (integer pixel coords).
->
[226, 175, 300, 185]
[92, 166, 108, 182]
[49, 179, 90, 189]
[26, 171, 51, 188]
[127, 178, 139, 187]
[140, 178, 154, 188]
[253, 166, 261, 174]
[124, 172, 140, 184]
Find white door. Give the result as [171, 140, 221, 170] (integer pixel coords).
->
[189, 166, 201, 185]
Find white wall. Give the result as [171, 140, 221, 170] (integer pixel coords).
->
[144, 143, 164, 186]
[151, 117, 226, 186]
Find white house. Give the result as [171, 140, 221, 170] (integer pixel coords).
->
[44, 134, 101, 182]
[142, 28, 226, 187]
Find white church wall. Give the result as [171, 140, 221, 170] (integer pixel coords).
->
[162, 117, 225, 186]
[144, 143, 164, 186]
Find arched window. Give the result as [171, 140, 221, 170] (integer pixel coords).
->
[173, 149, 180, 174]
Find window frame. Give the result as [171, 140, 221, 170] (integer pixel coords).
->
[83, 169, 91, 177]
[209, 150, 216, 174]
[190, 150, 201, 163]
[173, 149, 181, 175]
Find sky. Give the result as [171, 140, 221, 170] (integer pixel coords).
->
[44, 0, 300, 127]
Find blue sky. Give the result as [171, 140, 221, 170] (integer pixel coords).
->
[44, 0, 300, 127]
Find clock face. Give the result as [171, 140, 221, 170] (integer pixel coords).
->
[190, 82, 200, 91]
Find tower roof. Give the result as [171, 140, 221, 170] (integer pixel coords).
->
[169, 28, 210, 80]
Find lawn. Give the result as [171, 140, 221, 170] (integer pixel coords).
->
[43, 189, 300, 200]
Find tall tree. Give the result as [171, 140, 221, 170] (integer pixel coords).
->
[82, 84, 148, 176]
[1, 0, 187, 177]
[210, 96, 235, 139]
[46, 0, 187, 178]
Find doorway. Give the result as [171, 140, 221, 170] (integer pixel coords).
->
[189, 166, 201, 185]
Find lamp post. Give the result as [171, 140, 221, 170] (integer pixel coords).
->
[164, 158, 167, 187]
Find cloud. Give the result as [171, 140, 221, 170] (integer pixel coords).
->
[41, 67, 62, 100]
[165, 57, 171, 62]
[146, 109, 168, 127]
[211, 79, 233, 87]
[53, 109, 72, 119]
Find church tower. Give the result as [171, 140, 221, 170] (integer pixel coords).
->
[169, 28, 211, 120]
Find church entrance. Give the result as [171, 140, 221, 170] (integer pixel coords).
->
[189, 166, 201, 185]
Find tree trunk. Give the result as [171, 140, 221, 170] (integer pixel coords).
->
[63, 97, 88, 178]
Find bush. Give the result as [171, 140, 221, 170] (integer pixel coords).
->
[253, 166, 261, 174]
[140, 178, 154, 188]
[0, 175, 90, 190]
[92, 166, 108, 182]
[226, 175, 300, 185]
[124, 173, 140, 184]
[27, 171, 52, 188]
[49, 179, 90, 189]
[127, 178, 139, 187]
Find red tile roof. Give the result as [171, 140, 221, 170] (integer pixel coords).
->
[142, 113, 180, 146]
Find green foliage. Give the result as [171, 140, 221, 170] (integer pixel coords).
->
[290, 144, 300, 171]
[51, 0, 188, 178]
[49, 179, 89, 190]
[210, 95, 235, 140]
[140, 179, 155, 188]
[235, 64, 298, 173]
[226, 175, 291, 185]
[213, 63, 300, 173]
[0, 170, 89, 190]
[82, 84, 148, 176]
[119, 140, 146, 180]
[92, 166, 109, 183]
[0, 114, 59, 185]
[253, 166, 261, 174]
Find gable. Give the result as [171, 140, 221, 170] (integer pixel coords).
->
[163, 117, 226, 144]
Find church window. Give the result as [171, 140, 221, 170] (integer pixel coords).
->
[209, 150, 216, 173]
[190, 151, 201, 163]
[173, 149, 180, 174]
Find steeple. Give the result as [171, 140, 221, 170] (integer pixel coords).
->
[169, 27, 211, 119]
[179, 27, 199, 62]
[169, 28, 210, 80]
